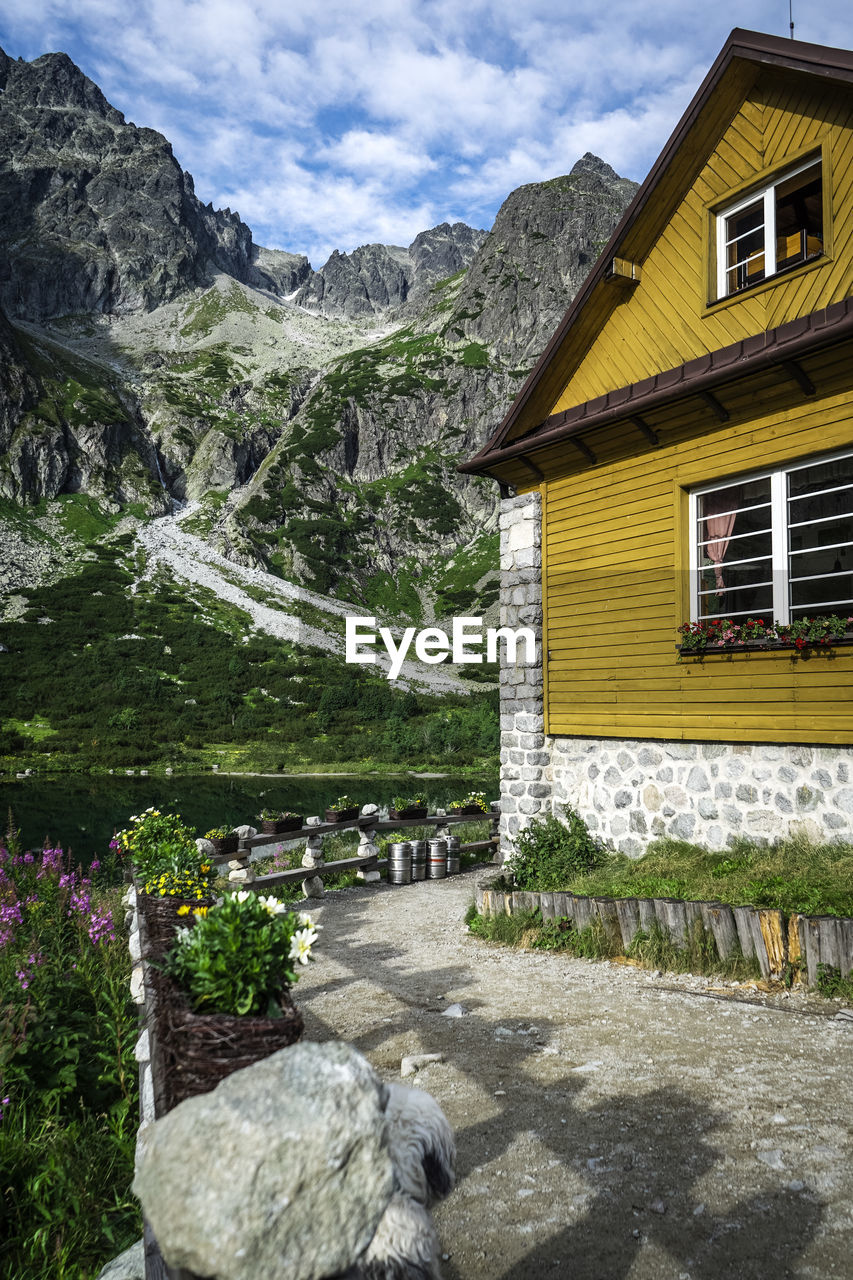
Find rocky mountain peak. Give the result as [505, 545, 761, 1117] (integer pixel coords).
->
[569, 151, 623, 182]
[0, 45, 120, 120]
[442, 155, 638, 362]
[292, 221, 487, 318]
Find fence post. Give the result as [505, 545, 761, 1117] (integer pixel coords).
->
[302, 817, 325, 899]
[228, 826, 257, 885]
[434, 808, 450, 842]
[356, 805, 382, 883]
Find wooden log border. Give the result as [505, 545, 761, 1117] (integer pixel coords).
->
[474, 880, 853, 984]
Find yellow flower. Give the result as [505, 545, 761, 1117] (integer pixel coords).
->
[193, 906, 209, 918]
[177, 904, 190, 916]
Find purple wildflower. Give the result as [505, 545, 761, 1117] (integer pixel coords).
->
[87, 909, 115, 945]
[0, 901, 23, 947]
[15, 969, 29, 990]
[90, 859, 101, 872]
[0, 1096, 10, 1124]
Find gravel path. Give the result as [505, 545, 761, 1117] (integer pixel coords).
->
[295, 870, 853, 1280]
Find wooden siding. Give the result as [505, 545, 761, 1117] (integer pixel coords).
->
[543, 390, 853, 744]
[548, 71, 853, 417]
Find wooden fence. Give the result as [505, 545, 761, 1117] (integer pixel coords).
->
[476, 880, 853, 984]
[213, 805, 501, 894]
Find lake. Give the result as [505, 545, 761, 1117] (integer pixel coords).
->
[0, 772, 499, 860]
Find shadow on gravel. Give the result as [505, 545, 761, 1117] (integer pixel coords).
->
[462, 1085, 824, 1280]
[300, 887, 825, 1280]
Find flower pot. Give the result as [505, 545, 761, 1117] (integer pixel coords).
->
[260, 816, 303, 835]
[324, 806, 360, 823]
[152, 971, 304, 1111]
[449, 804, 488, 816]
[208, 834, 239, 856]
[137, 891, 215, 962]
[389, 806, 428, 820]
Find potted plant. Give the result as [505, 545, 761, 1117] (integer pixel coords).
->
[157, 892, 318, 1108]
[389, 793, 429, 820]
[118, 809, 216, 956]
[449, 791, 490, 816]
[204, 826, 240, 856]
[257, 808, 304, 835]
[324, 795, 360, 823]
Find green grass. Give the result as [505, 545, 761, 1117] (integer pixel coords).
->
[555, 834, 853, 918]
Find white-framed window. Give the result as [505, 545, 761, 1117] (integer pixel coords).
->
[715, 156, 823, 298]
[689, 449, 853, 624]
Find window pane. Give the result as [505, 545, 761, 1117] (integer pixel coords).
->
[697, 478, 772, 621]
[775, 163, 822, 272]
[725, 199, 765, 292]
[788, 454, 853, 616]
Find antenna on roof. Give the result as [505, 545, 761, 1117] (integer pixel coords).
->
[789, 0, 795, 39]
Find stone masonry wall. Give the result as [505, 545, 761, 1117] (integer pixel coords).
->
[550, 736, 853, 856]
[498, 491, 551, 857]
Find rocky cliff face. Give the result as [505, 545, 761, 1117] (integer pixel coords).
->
[0, 46, 262, 318]
[293, 222, 487, 318]
[446, 153, 638, 363]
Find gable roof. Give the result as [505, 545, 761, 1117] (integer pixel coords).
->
[460, 28, 853, 480]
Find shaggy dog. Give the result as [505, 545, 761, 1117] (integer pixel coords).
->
[355, 1083, 456, 1280]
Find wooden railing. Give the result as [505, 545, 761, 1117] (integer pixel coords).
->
[212, 805, 501, 895]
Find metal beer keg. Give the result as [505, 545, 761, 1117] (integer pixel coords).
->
[388, 841, 412, 885]
[446, 834, 461, 875]
[427, 838, 447, 879]
[410, 839, 427, 881]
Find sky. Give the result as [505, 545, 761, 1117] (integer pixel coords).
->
[0, 1, 851, 269]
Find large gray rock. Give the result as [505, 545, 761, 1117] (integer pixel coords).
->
[133, 1041, 394, 1280]
[94, 1239, 145, 1280]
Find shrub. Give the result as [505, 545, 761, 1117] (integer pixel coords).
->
[164, 893, 319, 1016]
[507, 811, 607, 891]
[116, 808, 199, 881]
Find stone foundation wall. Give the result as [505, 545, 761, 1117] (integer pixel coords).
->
[550, 737, 853, 856]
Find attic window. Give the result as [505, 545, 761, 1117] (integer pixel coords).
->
[715, 158, 823, 299]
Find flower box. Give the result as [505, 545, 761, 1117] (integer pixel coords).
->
[389, 806, 428, 820]
[449, 804, 488, 816]
[324, 806, 360, 823]
[152, 969, 303, 1110]
[260, 816, 303, 835]
[208, 834, 239, 856]
[136, 890, 215, 961]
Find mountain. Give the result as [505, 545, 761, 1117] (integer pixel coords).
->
[0, 44, 637, 634]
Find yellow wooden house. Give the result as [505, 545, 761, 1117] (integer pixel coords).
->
[461, 29, 853, 855]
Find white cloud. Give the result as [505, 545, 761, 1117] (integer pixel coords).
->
[2, 0, 852, 258]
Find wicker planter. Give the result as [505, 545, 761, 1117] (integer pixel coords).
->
[208, 834, 239, 856]
[137, 891, 215, 962]
[260, 816, 303, 835]
[153, 969, 304, 1111]
[324, 806, 360, 823]
[449, 805, 488, 816]
[389, 806, 428, 820]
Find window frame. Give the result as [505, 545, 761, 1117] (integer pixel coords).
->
[688, 447, 853, 626]
[714, 154, 823, 301]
